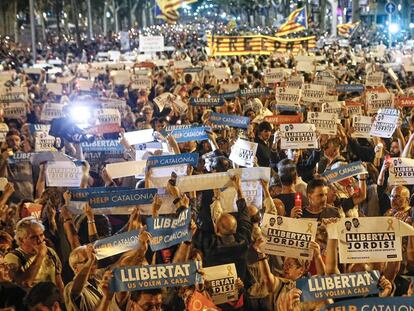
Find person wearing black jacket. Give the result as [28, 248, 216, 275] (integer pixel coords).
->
[255, 121, 283, 170]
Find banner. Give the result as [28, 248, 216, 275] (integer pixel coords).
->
[139, 36, 164, 53]
[280, 123, 318, 149]
[9, 152, 37, 164]
[331, 217, 411, 263]
[366, 92, 393, 114]
[296, 271, 380, 302]
[171, 127, 209, 143]
[301, 84, 326, 103]
[264, 68, 285, 84]
[396, 97, 414, 107]
[265, 114, 301, 125]
[370, 108, 399, 138]
[229, 138, 258, 167]
[88, 188, 157, 208]
[207, 35, 316, 56]
[324, 297, 414, 311]
[209, 112, 250, 129]
[239, 87, 270, 98]
[389, 157, 414, 185]
[321, 161, 367, 184]
[189, 96, 224, 107]
[351, 116, 372, 139]
[105, 160, 147, 179]
[147, 153, 198, 168]
[81, 140, 123, 152]
[161, 124, 198, 136]
[308, 112, 337, 135]
[204, 263, 238, 305]
[177, 172, 232, 192]
[46, 161, 83, 187]
[109, 261, 201, 292]
[275, 87, 301, 107]
[336, 84, 364, 93]
[94, 229, 140, 260]
[69, 187, 130, 202]
[261, 214, 317, 260]
[147, 209, 191, 251]
[228, 167, 271, 182]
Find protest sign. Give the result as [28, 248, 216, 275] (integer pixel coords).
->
[34, 132, 56, 152]
[147, 209, 191, 251]
[174, 60, 192, 70]
[46, 161, 83, 187]
[209, 112, 250, 129]
[324, 297, 414, 311]
[105, 160, 147, 179]
[275, 87, 301, 108]
[241, 180, 262, 208]
[40, 103, 63, 122]
[280, 123, 318, 149]
[139, 36, 164, 53]
[147, 153, 198, 168]
[346, 101, 363, 116]
[9, 152, 37, 164]
[301, 84, 326, 103]
[366, 92, 393, 114]
[177, 172, 232, 192]
[365, 72, 384, 87]
[187, 291, 219, 311]
[96, 108, 121, 126]
[351, 116, 372, 139]
[111, 70, 131, 85]
[229, 138, 258, 167]
[296, 61, 314, 73]
[321, 101, 344, 117]
[1, 102, 27, 119]
[228, 167, 271, 182]
[69, 187, 130, 202]
[94, 229, 140, 260]
[81, 140, 123, 152]
[153, 92, 172, 111]
[25, 203, 43, 220]
[261, 214, 317, 260]
[109, 261, 201, 292]
[239, 87, 270, 98]
[212, 67, 230, 80]
[207, 35, 316, 56]
[264, 68, 285, 84]
[396, 97, 414, 107]
[160, 124, 197, 136]
[88, 188, 157, 208]
[0, 86, 28, 103]
[388, 157, 414, 185]
[124, 129, 154, 145]
[321, 161, 367, 184]
[149, 164, 188, 188]
[336, 84, 365, 93]
[221, 83, 240, 93]
[189, 96, 224, 107]
[264, 114, 301, 125]
[0, 123, 9, 142]
[308, 112, 337, 135]
[46, 83, 63, 95]
[324, 94, 338, 102]
[369, 108, 399, 138]
[286, 75, 304, 88]
[171, 127, 209, 143]
[204, 263, 238, 305]
[120, 31, 130, 51]
[130, 75, 152, 90]
[296, 271, 380, 302]
[314, 76, 336, 93]
[331, 217, 414, 263]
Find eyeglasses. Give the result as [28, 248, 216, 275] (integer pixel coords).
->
[138, 303, 162, 311]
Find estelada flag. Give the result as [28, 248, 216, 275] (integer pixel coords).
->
[187, 291, 220, 311]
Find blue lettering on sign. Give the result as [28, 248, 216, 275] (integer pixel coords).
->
[209, 112, 250, 129]
[323, 297, 414, 311]
[147, 153, 199, 168]
[69, 187, 130, 201]
[88, 188, 158, 208]
[94, 229, 140, 259]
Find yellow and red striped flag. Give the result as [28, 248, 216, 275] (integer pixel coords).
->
[337, 21, 360, 37]
[155, 0, 197, 24]
[275, 7, 307, 37]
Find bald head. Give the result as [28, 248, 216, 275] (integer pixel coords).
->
[247, 204, 259, 217]
[216, 213, 237, 236]
[390, 185, 410, 210]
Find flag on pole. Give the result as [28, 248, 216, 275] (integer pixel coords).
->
[337, 21, 360, 37]
[275, 7, 307, 37]
[155, 0, 197, 24]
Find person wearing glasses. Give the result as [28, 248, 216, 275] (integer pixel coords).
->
[4, 217, 64, 294]
[385, 186, 413, 225]
[126, 289, 163, 311]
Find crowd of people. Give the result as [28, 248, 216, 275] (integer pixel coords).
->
[0, 20, 414, 311]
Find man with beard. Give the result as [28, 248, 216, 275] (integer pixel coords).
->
[0, 129, 35, 203]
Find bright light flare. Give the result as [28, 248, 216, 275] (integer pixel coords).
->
[389, 23, 399, 34]
[69, 106, 91, 127]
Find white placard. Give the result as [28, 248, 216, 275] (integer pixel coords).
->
[34, 132, 56, 152]
[264, 68, 284, 84]
[301, 84, 326, 103]
[177, 173, 232, 192]
[366, 92, 393, 114]
[308, 112, 337, 135]
[0, 177, 8, 191]
[105, 160, 147, 179]
[389, 157, 414, 185]
[153, 92, 172, 111]
[1, 102, 27, 119]
[46, 83, 63, 95]
[229, 138, 258, 167]
[96, 108, 121, 126]
[112, 70, 131, 85]
[296, 61, 314, 73]
[46, 161, 83, 187]
[212, 67, 230, 80]
[221, 83, 240, 93]
[228, 167, 271, 182]
[120, 31, 130, 51]
[365, 72, 384, 87]
[351, 116, 372, 139]
[280, 123, 318, 149]
[369, 108, 399, 138]
[139, 36, 165, 53]
[124, 129, 154, 145]
[40, 103, 63, 122]
[130, 75, 152, 90]
[321, 101, 344, 117]
[286, 75, 304, 89]
[77, 79, 94, 91]
[275, 87, 301, 107]
[204, 264, 238, 305]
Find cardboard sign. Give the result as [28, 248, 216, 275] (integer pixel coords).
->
[351, 116, 372, 139]
[301, 84, 326, 103]
[365, 72, 384, 87]
[147, 209, 191, 251]
[209, 112, 250, 129]
[321, 161, 367, 184]
[369, 108, 399, 138]
[229, 138, 258, 167]
[46, 161, 83, 187]
[204, 264, 238, 305]
[88, 188, 157, 208]
[308, 112, 337, 135]
[296, 271, 380, 302]
[105, 161, 147, 179]
[261, 214, 318, 260]
[109, 261, 201, 292]
[94, 230, 140, 260]
[275, 87, 301, 107]
[264, 68, 285, 84]
[388, 157, 414, 185]
[280, 123, 318, 149]
[366, 92, 393, 114]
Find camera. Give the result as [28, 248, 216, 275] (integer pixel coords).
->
[49, 117, 95, 144]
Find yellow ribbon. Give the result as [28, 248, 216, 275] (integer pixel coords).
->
[387, 219, 394, 231]
[227, 265, 234, 277]
[306, 223, 313, 233]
